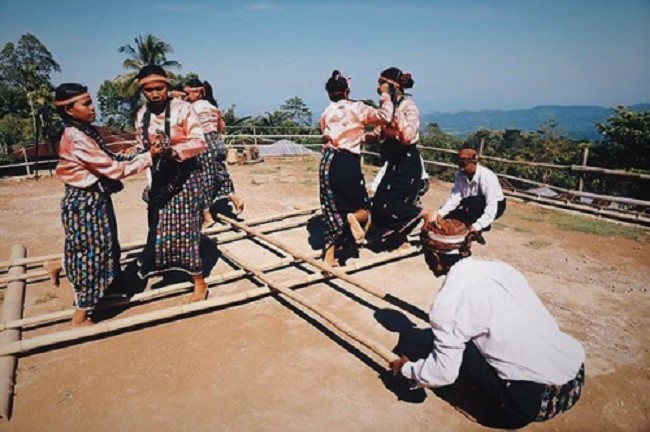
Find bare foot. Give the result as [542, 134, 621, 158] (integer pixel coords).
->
[202, 210, 216, 230]
[71, 319, 95, 328]
[187, 282, 209, 303]
[230, 194, 244, 215]
[71, 309, 93, 327]
[347, 213, 365, 245]
[44, 260, 62, 287]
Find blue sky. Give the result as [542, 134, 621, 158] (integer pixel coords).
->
[1, 0, 649, 118]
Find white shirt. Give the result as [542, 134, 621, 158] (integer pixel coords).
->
[438, 164, 505, 231]
[401, 258, 585, 388]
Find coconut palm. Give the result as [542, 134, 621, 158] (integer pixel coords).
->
[112, 34, 182, 127]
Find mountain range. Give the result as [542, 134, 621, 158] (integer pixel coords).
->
[421, 104, 650, 141]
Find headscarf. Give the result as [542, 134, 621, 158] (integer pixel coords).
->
[420, 218, 472, 256]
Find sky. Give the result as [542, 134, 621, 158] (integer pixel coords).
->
[1, 0, 649, 118]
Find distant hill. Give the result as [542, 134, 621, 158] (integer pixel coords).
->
[421, 104, 650, 141]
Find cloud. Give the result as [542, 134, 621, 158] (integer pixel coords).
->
[153, 4, 203, 13]
[244, 2, 276, 12]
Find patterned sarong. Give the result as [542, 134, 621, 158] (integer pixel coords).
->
[536, 364, 585, 422]
[319, 148, 369, 248]
[138, 165, 203, 278]
[61, 185, 120, 309]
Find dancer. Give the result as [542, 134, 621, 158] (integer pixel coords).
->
[185, 78, 244, 226]
[389, 218, 585, 428]
[135, 66, 209, 303]
[319, 70, 394, 266]
[368, 67, 424, 249]
[432, 148, 506, 236]
[50, 83, 162, 326]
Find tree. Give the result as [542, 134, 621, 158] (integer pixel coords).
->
[101, 34, 183, 130]
[278, 96, 312, 126]
[0, 34, 60, 154]
[595, 105, 650, 171]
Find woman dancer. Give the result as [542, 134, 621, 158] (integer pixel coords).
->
[135, 66, 208, 302]
[49, 83, 161, 326]
[319, 70, 394, 266]
[185, 78, 244, 226]
[369, 67, 424, 249]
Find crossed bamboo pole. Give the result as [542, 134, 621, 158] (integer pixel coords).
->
[0, 208, 320, 287]
[219, 248, 398, 363]
[0, 244, 421, 357]
[0, 206, 320, 271]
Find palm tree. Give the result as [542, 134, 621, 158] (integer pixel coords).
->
[115, 34, 181, 91]
[113, 34, 181, 125]
[118, 34, 181, 74]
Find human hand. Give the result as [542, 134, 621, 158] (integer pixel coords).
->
[388, 355, 410, 375]
[148, 142, 164, 158]
[377, 82, 389, 96]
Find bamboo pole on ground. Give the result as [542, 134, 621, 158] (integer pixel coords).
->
[217, 214, 389, 299]
[214, 248, 399, 363]
[0, 246, 421, 358]
[1, 251, 321, 332]
[0, 211, 320, 286]
[0, 206, 320, 270]
[0, 245, 26, 419]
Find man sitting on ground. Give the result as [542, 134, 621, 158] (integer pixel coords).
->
[389, 218, 585, 428]
[432, 148, 506, 235]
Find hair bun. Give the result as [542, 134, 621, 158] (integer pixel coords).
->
[331, 70, 341, 79]
[400, 72, 414, 89]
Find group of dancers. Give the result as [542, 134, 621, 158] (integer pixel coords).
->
[44, 63, 584, 427]
[47, 65, 241, 326]
[319, 67, 584, 428]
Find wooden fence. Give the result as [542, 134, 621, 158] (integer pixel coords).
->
[1, 131, 648, 225]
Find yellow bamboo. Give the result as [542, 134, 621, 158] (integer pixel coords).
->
[0, 246, 421, 356]
[0, 206, 320, 270]
[217, 214, 389, 299]
[0, 213, 317, 287]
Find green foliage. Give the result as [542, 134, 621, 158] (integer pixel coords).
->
[97, 80, 140, 130]
[0, 34, 60, 155]
[595, 106, 650, 171]
[97, 34, 184, 130]
[277, 96, 313, 126]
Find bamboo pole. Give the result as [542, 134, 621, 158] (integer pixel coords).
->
[1, 251, 321, 332]
[578, 146, 590, 192]
[0, 206, 320, 271]
[0, 245, 26, 419]
[0, 246, 421, 358]
[504, 190, 650, 226]
[217, 215, 389, 299]
[218, 249, 399, 363]
[0, 215, 317, 286]
[571, 164, 650, 180]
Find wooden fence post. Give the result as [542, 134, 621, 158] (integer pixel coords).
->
[478, 138, 485, 158]
[253, 125, 257, 146]
[578, 145, 590, 192]
[21, 147, 30, 177]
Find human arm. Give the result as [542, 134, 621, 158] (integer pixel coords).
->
[471, 170, 504, 231]
[437, 172, 464, 218]
[171, 104, 207, 160]
[394, 101, 420, 144]
[357, 93, 394, 126]
[71, 130, 153, 180]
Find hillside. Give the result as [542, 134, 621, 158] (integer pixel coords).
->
[421, 104, 650, 141]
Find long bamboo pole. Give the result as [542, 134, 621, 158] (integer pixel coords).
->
[0, 206, 320, 270]
[219, 248, 398, 363]
[1, 251, 320, 332]
[0, 246, 421, 358]
[0, 215, 315, 287]
[0, 245, 26, 419]
[217, 214, 389, 299]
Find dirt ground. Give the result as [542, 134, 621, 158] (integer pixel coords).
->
[0, 156, 648, 431]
